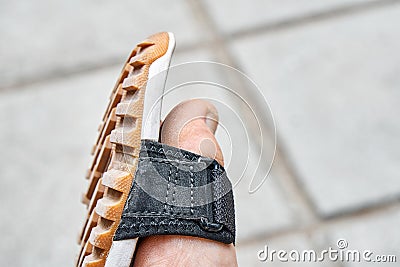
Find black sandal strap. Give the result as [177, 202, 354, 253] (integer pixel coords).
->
[114, 139, 236, 244]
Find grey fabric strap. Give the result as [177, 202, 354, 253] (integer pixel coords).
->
[114, 139, 236, 244]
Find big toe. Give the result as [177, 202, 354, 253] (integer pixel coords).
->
[160, 99, 224, 165]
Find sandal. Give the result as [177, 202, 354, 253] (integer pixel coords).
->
[76, 32, 235, 267]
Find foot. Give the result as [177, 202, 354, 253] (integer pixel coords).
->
[133, 99, 238, 266]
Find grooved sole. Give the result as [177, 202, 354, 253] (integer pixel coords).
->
[76, 32, 170, 267]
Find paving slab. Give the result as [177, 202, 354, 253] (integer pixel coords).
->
[203, 0, 381, 34]
[237, 205, 400, 266]
[0, 67, 120, 267]
[230, 6, 400, 216]
[0, 0, 206, 88]
[324, 205, 400, 266]
[234, 175, 297, 242]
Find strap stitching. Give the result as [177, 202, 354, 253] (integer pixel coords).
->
[189, 165, 194, 215]
[171, 164, 179, 215]
[164, 165, 171, 213]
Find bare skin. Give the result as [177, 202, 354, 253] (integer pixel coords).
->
[133, 99, 238, 266]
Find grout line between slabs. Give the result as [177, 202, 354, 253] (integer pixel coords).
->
[228, 0, 400, 40]
[2, 0, 399, 92]
[0, 42, 207, 93]
[237, 199, 400, 247]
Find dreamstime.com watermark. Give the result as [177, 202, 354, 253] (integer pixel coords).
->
[257, 239, 397, 263]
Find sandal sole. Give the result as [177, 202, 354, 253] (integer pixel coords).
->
[76, 32, 175, 267]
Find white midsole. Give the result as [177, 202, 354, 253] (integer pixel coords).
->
[105, 32, 175, 267]
[141, 32, 176, 140]
[104, 239, 138, 267]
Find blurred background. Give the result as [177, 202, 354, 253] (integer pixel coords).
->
[1, 0, 399, 266]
